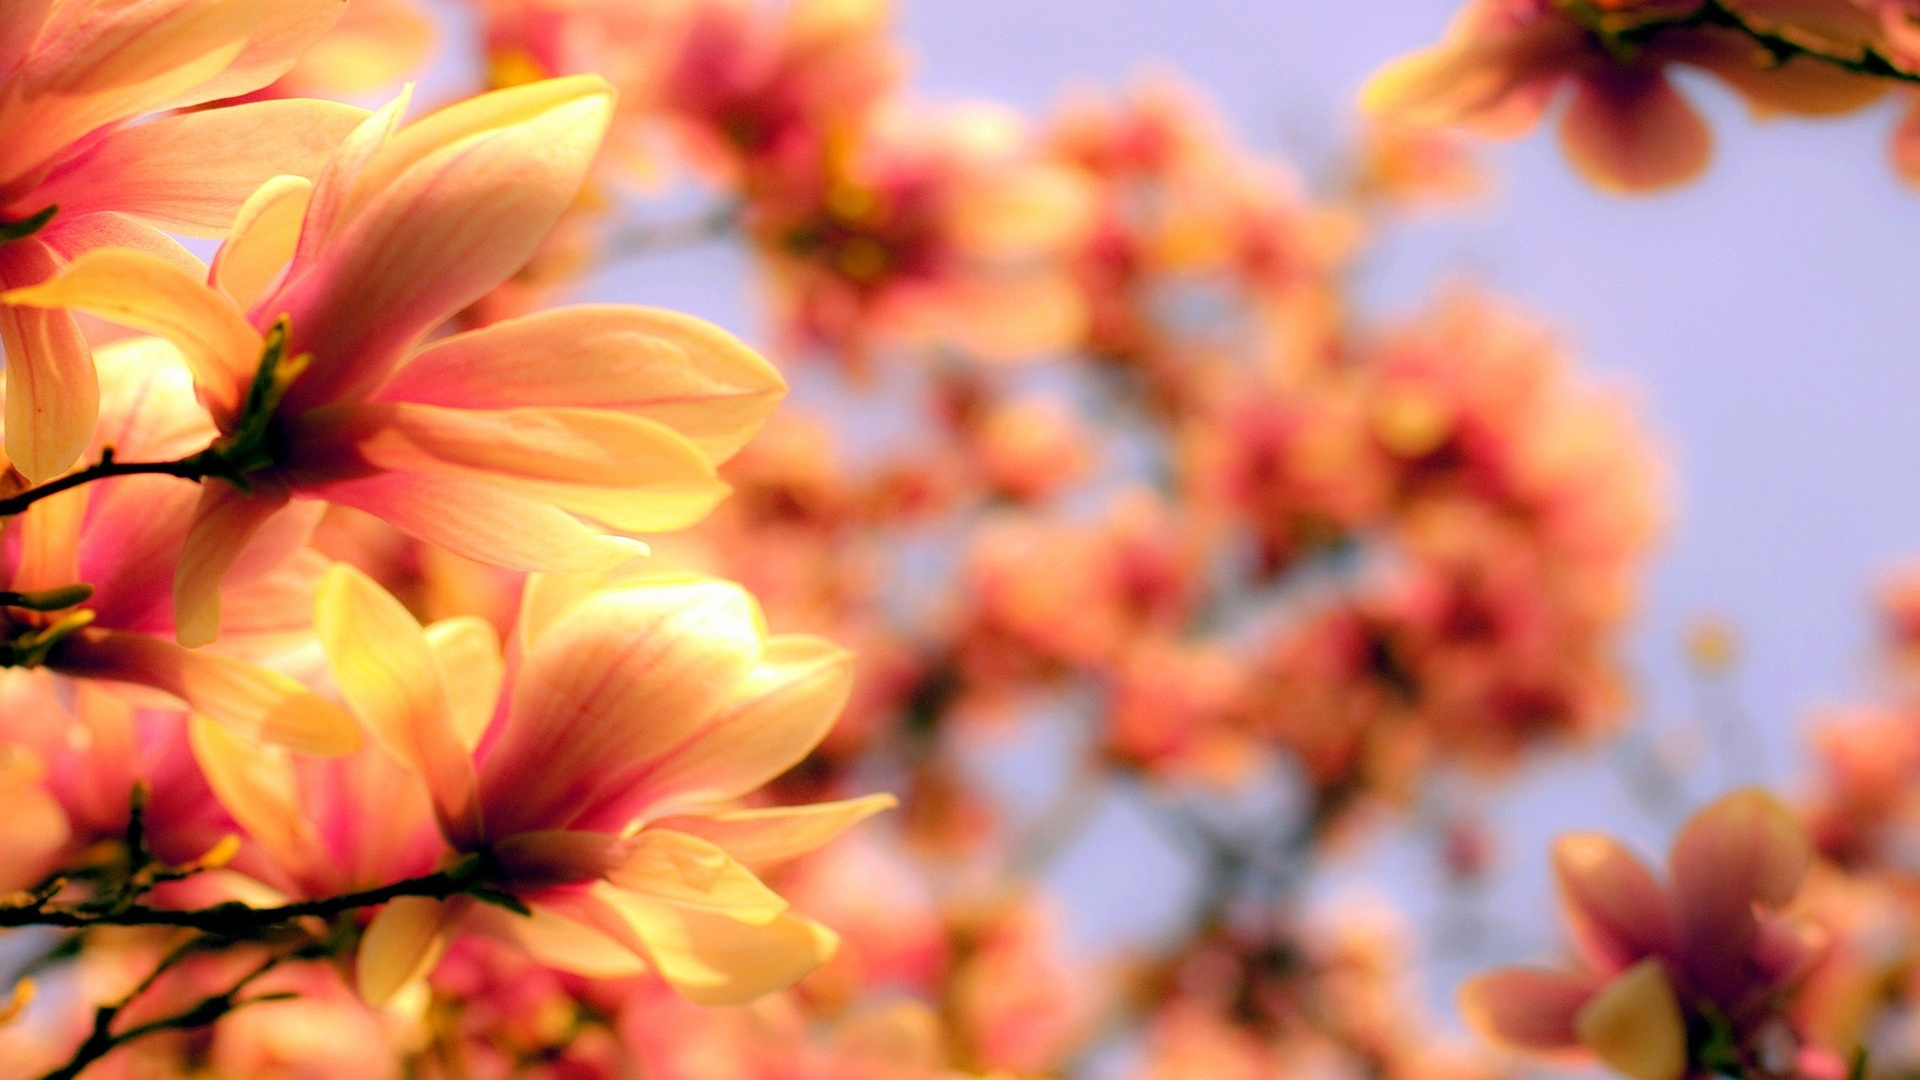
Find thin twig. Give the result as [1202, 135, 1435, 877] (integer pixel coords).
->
[1563, 0, 1920, 87]
[0, 448, 213, 520]
[0, 859, 489, 934]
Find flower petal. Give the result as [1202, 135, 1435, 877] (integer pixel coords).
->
[1573, 959, 1687, 1080]
[314, 557, 480, 845]
[1360, 26, 1573, 137]
[652, 795, 898, 870]
[0, 239, 96, 482]
[379, 305, 786, 462]
[40, 213, 205, 277]
[605, 830, 789, 924]
[477, 578, 763, 836]
[32, 98, 367, 237]
[511, 898, 650, 978]
[173, 480, 288, 648]
[1552, 833, 1676, 972]
[213, 175, 312, 314]
[2, 248, 261, 424]
[1669, 788, 1812, 986]
[187, 714, 320, 880]
[53, 628, 359, 755]
[599, 894, 839, 1006]
[424, 616, 503, 753]
[1558, 69, 1712, 194]
[598, 636, 854, 823]
[333, 402, 731, 533]
[315, 563, 480, 845]
[275, 77, 614, 413]
[308, 469, 648, 572]
[1457, 967, 1600, 1052]
[356, 895, 450, 1007]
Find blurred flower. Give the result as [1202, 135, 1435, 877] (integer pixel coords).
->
[1461, 790, 1832, 1080]
[1362, 0, 1886, 192]
[8, 77, 786, 647]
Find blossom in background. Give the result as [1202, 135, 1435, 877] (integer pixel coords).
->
[7, 76, 787, 647]
[0, 0, 366, 480]
[1460, 790, 1833, 1080]
[746, 102, 1093, 366]
[1362, 0, 1887, 191]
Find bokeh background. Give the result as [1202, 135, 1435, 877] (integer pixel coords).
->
[430, 0, 1920, 1029]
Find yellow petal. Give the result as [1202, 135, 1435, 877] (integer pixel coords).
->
[634, 636, 856, 809]
[606, 894, 839, 1006]
[173, 481, 288, 648]
[0, 239, 97, 483]
[423, 616, 502, 752]
[654, 795, 897, 870]
[315, 563, 480, 845]
[381, 305, 786, 462]
[512, 901, 650, 978]
[337, 75, 615, 228]
[349, 403, 730, 533]
[607, 830, 789, 924]
[56, 629, 360, 755]
[1573, 959, 1687, 1080]
[2, 248, 261, 424]
[214, 174, 313, 313]
[356, 896, 449, 1007]
[188, 715, 320, 878]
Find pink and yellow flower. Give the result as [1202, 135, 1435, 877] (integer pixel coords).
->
[1460, 790, 1832, 1080]
[197, 564, 892, 1007]
[6, 76, 787, 648]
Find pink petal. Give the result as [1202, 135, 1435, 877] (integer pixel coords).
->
[379, 305, 786, 462]
[1458, 967, 1600, 1052]
[1552, 833, 1677, 972]
[173, 480, 290, 648]
[580, 635, 854, 828]
[307, 469, 646, 572]
[273, 77, 613, 413]
[477, 578, 763, 836]
[1669, 789, 1813, 994]
[53, 628, 359, 755]
[33, 98, 365, 237]
[40, 212, 205, 277]
[1558, 69, 1712, 194]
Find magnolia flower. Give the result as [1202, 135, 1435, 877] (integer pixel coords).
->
[7, 75, 787, 648]
[1361, 0, 1886, 192]
[0, 0, 368, 481]
[197, 564, 892, 1007]
[1460, 790, 1832, 1080]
